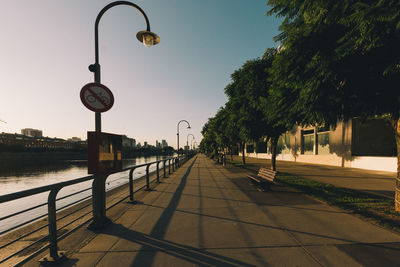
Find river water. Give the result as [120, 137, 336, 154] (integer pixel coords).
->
[0, 155, 171, 233]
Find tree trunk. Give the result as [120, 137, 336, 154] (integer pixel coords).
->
[230, 145, 233, 161]
[271, 136, 278, 171]
[241, 142, 246, 165]
[391, 115, 400, 211]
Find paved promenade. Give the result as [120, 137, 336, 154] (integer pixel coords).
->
[26, 154, 400, 266]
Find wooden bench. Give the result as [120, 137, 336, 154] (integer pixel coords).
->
[248, 167, 277, 190]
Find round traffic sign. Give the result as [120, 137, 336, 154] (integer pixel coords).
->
[80, 83, 114, 113]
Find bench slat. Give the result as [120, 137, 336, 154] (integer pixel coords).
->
[248, 167, 277, 189]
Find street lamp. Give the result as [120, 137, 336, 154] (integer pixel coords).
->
[87, 1, 159, 231]
[89, 1, 160, 132]
[193, 141, 198, 150]
[190, 138, 196, 150]
[177, 120, 191, 156]
[187, 134, 195, 150]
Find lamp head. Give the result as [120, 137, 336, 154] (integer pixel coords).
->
[136, 31, 160, 47]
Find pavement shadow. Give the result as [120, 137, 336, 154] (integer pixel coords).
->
[336, 242, 400, 266]
[82, 157, 255, 266]
[100, 223, 256, 267]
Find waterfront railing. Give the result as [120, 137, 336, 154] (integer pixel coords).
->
[0, 153, 195, 265]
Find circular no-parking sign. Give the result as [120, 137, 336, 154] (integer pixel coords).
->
[80, 83, 114, 112]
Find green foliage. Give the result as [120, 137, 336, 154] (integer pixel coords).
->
[267, 0, 400, 126]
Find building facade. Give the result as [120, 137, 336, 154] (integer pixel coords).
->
[242, 118, 397, 172]
[161, 140, 168, 148]
[21, 128, 42, 137]
[122, 135, 136, 148]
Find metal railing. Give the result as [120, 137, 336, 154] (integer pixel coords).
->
[0, 153, 195, 265]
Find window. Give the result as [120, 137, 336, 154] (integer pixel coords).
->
[256, 142, 267, 153]
[277, 133, 290, 154]
[317, 132, 330, 155]
[246, 144, 254, 153]
[301, 129, 314, 155]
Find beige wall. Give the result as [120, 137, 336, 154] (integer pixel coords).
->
[241, 120, 397, 173]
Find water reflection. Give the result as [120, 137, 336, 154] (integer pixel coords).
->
[0, 160, 87, 178]
[0, 155, 172, 233]
[0, 155, 171, 196]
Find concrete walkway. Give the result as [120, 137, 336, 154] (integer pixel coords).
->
[233, 155, 397, 199]
[27, 154, 400, 266]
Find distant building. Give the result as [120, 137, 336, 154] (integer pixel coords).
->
[144, 141, 148, 148]
[156, 140, 161, 149]
[161, 140, 168, 148]
[68, 137, 82, 142]
[122, 135, 136, 148]
[137, 142, 142, 148]
[21, 128, 42, 137]
[0, 132, 87, 150]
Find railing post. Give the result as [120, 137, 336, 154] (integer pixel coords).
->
[89, 174, 110, 230]
[156, 162, 160, 183]
[41, 186, 65, 263]
[168, 159, 171, 174]
[163, 160, 167, 178]
[129, 168, 136, 202]
[172, 158, 175, 172]
[145, 164, 150, 190]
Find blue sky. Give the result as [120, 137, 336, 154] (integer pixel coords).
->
[0, 0, 281, 148]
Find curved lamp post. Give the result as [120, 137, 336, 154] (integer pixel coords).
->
[89, 1, 160, 132]
[187, 134, 195, 150]
[190, 138, 196, 150]
[177, 120, 191, 156]
[193, 141, 198, 150]
[87, 1, 159, 231]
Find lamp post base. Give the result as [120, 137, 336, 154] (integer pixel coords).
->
[88, 217, 112, 232]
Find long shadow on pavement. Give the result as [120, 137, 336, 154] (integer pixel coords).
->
[97, 157, 254, 266]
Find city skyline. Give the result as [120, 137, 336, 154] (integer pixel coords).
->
[2, 127, 171, 148]
[0, 1, 281, 147]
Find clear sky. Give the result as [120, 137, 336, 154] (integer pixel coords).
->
[0, 0, 281, 148]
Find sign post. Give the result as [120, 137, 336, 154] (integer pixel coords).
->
[80, 82, 116, 230]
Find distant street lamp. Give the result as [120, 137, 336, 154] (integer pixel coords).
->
[193, 141, 197, 149]
[190, 138, 196, 150]
[177, 120, 191, 157]
[89, 1, 160, 132]
[186, 134, 195, 150]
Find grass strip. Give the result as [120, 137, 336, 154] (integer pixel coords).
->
[276, 172, 400, 232]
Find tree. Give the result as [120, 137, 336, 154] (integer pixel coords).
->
[224, 50, 291, 170]
[267, 0, 400, 209]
